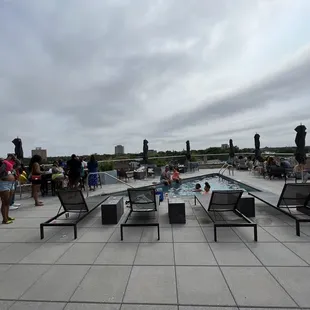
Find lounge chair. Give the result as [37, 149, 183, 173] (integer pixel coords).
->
[121, 188, 159, 240]
[147, 168, 155, 178]
[194, 190, 257, 242]
[40, 189, 109, 239]
[266, 165, 287, 181]
[249, 183, 310, 236]
[237, 158, 248, 170]
[189, 162, 199, 172]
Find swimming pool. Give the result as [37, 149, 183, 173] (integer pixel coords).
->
[158, 175, 257, 197]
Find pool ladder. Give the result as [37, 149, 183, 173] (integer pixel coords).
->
[219, 163, 234, 176]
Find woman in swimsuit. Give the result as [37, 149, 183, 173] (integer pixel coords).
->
[171, 168, 181, 183]
[29, 155, 44, 206]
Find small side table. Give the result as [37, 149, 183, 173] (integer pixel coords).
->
[101, 196, 124, 224]
[168, 198, 186, 224]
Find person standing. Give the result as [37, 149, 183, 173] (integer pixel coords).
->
[29, 155, 44, 206]
[67, 154, 82, 188]
[81, 157, 88, 170]
[0, 158, 15, 224]
[6, 154, 21, 210]
[87, 155, 98, 191]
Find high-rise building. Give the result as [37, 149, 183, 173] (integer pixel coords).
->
[221, 144, 229, 149]
[115, 145, 125, 155]
[31, 147, 47, 162]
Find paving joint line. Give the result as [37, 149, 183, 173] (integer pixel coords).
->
[242, 239, 301, 308]
[120, 225, 144, 305]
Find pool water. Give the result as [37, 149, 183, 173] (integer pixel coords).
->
[159, 176, 254, 197]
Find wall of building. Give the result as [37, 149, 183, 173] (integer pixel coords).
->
[115, 145, 125, 155]
[31, 148, 47, 161]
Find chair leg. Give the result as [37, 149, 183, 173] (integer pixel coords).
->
[40, 224, 44, 239]
[157, 225, 160, 240]
[296, 221, 300, 236]
[214, 226, 217, 242]
[74, 225, 78, 239]
[254, 225, 258, 241]
[120, 225, 124, 241]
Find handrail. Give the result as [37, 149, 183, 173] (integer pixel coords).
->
[86, 171, 135, 197]
[219, 163, 229, 174]
[222, 165, 234, 176]
[219, 163, 234, 176]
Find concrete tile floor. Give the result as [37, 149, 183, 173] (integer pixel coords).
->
[0, 169, 309, 309]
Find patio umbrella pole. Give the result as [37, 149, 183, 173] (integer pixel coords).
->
[186, 140, 191, 172]
[294, 124, 307, 183]
[229, 139, 235, 176]
[254, 133, 261, 163]
[143, 139, 148, 165]
[12, 137, 24, 164]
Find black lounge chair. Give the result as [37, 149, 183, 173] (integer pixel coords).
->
[40, 190, 109, 239]
[266, 165, 287, 181]
[249, 183, 310, 236]
[195, 190, 257, 242]
[121, 188, 159, 240]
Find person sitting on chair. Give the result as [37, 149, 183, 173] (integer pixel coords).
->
[160, 166, 171, 186]
[51, 161, 65, 189]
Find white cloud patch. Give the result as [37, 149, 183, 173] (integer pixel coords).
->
[0, 0, 310, 156]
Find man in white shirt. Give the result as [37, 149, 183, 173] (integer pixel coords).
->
[81, 157, 88, 169]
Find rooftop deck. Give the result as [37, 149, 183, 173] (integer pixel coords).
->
[1, 169, 310, 309]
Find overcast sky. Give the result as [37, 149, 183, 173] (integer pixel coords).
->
[1, 0, 310, 156]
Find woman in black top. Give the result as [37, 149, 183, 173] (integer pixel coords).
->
[66, 154, 81, 188]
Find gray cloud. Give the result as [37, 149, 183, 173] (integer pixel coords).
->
[0, 0, 310, 155]
[153, 48, 310, 134]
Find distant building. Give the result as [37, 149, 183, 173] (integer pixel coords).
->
[31, 147, 47, 162]
[115, 145, 125, 155]
[221, 144, 229, 149]
[148, 149, 157, 156]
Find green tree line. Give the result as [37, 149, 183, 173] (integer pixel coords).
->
[23, 145, 307, 170]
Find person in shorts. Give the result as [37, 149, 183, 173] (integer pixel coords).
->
[29, 155, 44, 206]
[0, 158, 16, 224]
[6, 154, 21, 210]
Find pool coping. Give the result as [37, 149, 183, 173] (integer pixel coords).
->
[99, 172, 262, 197]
